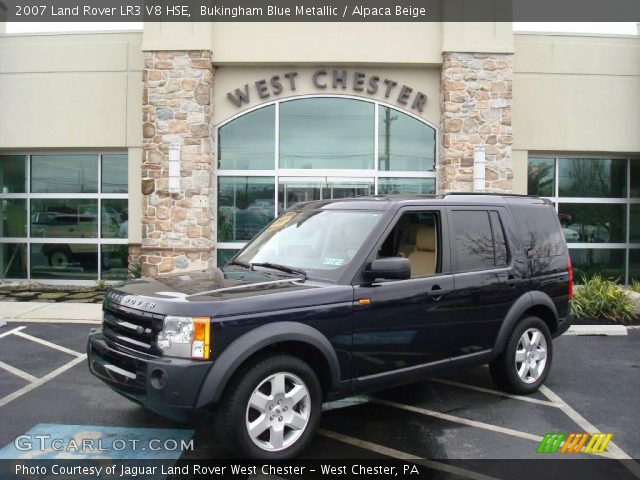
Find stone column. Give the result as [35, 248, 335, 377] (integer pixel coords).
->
[139, 50, 215, 277]
[439, 52, 513, 192]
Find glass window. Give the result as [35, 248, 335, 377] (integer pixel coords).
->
[0, 155, 27, 193]
[631, 204, 640, 243]
[569, 248, 625, 283]
[278, 181, 321, 213]
[630, 249, 640, 283]
[31, 243, 98, 280]
[558, 203, 626, 243]
[102, 154, 128, 193]
[378, 107, 435, 172]
[490, 211, 509, 267]
[218, 177, 275, 242]
[219, 105, 275, 170]
[0, 243, 27, 278]
[30, 199, 98, 239]
[217, 248, 239, 267]
[631, 161, 640, 198]
[527, 157, 555, 197]
[452, 210, 496, 272]
[236, 210, 382, 281]
[101, 199, 128, 239]
[1, 199, 27, 237]
[31, 155, 98, 193]
[558, 158, 626, 198]
[279, 98, 374, 170]
[101, 245, 129, 281]
[378, 178, 436, 195]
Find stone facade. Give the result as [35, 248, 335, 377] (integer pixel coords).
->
[439, 52, 513, 192]
[140, 50, 215, 277]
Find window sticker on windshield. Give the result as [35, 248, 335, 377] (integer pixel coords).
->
[268, 212, 296, 230]
[323, 258, 344, 266]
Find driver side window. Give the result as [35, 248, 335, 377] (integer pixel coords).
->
[378, 211, 440, 277]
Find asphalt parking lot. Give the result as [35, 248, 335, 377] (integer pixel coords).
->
[0, 321, 638, 479]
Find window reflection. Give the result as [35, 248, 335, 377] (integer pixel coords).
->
[101, 199, 128, 239]
[0, 155, 27, 193]
[378, 107, 435, 172]
[378, 178, 436, 195]
[0, 243, 27, 278]
[31, 199, 98, 238]
[452, 211, 496, 271]
[31, 155, 98, 193]
[218, 177, 275, 242]
[631, 162, 640, 198]
[101, 245, 129, 281]
[279, 98, 374, 169]
[217, 248, 240, 267]
[569, 249, 625, 282]
[102, 155, 128, 193]
[558, 203, 626, 243]
[630, 250, 640, 283]
[527, 158, 555, 197]
[219, 105, 275, 170]
[31, 243, 98, 280]
[558, 158, 626, 198]
[1, 199, 27, 237]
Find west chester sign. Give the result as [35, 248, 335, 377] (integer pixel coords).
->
[226, 69, 428, 113]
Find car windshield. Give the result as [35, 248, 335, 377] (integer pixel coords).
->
[232, 210, 383, 281]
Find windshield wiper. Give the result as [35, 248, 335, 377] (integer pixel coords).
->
[250, 262, 307, 280]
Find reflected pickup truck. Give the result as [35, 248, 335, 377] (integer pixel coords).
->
[88, 193, 572, 459]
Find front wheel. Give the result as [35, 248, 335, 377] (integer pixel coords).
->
[490, 316, 553, 394]
[214, 354, 322, 459]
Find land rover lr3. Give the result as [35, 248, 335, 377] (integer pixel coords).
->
[88, 194, 572, 459]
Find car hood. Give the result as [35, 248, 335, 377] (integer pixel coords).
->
[104, 269, 353, 317]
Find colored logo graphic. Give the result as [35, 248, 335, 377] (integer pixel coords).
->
[536, 432, 613, 454]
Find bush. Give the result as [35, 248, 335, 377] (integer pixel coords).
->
[571, 275, 635, 323]
[631, 279, 640, 293]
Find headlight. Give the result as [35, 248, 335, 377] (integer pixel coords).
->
[157, 316, 210, 360]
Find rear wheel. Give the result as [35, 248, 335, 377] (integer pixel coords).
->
[48, 249, 71, 268]
[214, 354, 322, 459]
[490, 316, 553, 394]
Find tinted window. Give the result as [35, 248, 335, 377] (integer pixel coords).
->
[452, 211, 496, 272]
[528, 157, 555, 197]
[508, 201, 564, 258]
[31, 155, 98, 193]
[218, 105, 275, 170]
[558, 158, 626, 198]
[490, 211, 509, 267]
[378, 106, 435, 172]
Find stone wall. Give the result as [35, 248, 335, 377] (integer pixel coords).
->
[439, 52, 513, 192]
[140, 50, 215, 277]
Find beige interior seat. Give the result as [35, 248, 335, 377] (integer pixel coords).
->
[408, 226, 436, 276]
[398, 223, 421, 257]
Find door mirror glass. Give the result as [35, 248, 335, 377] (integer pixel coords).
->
[364, 257, 411, 281]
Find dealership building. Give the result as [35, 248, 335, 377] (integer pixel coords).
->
[0, 21, 639, 283]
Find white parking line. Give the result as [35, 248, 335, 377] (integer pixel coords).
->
[372, 398, 543, 442]
[430, 378, 561, 408]
[0, 360, 38, 383]
[12, 330, 84, 357]
[0, 326, 26, 339]
[0, 355, 87, 409]
[320, 429, 501, 480]
[540, 385, 640, 478]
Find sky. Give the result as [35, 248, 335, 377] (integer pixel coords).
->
[4, 22, 639, 35]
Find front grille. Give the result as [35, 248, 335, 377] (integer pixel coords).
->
[102, 301, 164, 356]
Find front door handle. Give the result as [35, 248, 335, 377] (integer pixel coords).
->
[427, 285, 450, 301]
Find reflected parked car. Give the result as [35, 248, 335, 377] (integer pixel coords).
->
[562, 227, 580, 242]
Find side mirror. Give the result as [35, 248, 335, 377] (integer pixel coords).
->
[363, 257, 411, 281]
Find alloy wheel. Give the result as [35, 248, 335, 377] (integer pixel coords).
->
[515, 328, 548, 384]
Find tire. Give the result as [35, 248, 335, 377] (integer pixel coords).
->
[490, 316, 553, 395]
[214, 354, 322, 459]
[48, 249, 71, 268]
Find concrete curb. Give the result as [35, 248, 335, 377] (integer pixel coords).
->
[565, 324, 628, 336]
[0, 318, 6, 328]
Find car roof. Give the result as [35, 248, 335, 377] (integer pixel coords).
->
[293, 193, 549, 211]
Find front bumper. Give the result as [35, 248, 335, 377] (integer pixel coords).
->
[87, 332, 212, 422]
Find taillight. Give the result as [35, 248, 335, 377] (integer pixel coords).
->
[568, 257, 573, 300]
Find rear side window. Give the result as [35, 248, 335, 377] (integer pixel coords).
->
[490, 211, 509, 267]
[508, 202, 564, 258]
[452, 210, 498, 272]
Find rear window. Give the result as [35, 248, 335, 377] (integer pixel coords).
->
[508, 201, 564, 257]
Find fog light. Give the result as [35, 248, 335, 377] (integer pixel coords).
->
[150, 368, 168, 390]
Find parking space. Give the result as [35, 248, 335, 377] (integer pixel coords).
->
[0, 322, 638, 479]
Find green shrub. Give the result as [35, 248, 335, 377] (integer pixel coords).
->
[571, 275, 635, 323]
[631, 279, 640, 293]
